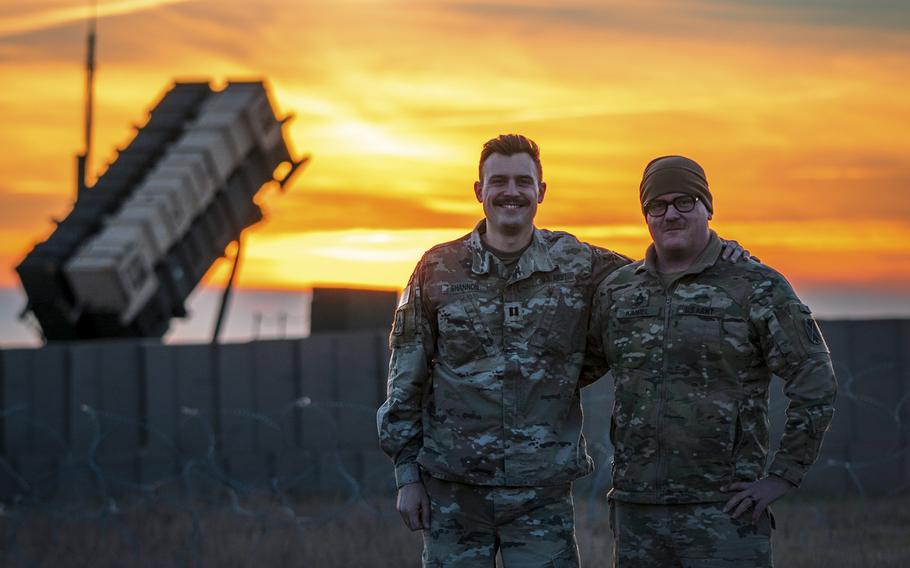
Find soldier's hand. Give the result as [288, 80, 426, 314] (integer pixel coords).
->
[722, 475, 793, 524]
[397, 481, 430, 531]
[719, 238, 752, 263]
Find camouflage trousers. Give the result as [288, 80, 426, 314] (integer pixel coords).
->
[421, 475, 580, 567]
[609, 501, 773, 567]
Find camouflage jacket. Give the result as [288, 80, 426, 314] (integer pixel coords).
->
[377, 221, 630, 488]
[587, 231, 837, 504]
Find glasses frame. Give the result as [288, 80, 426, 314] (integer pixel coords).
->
[643, 195, 700, 217]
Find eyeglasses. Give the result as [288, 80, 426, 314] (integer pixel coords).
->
[643, 195, 699, 217]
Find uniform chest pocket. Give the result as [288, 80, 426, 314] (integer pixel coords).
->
[610, 306, 661, 369]
[673, 305, 723, 372]
[528, 285, 584, 355]
[437, 300, 493, 371]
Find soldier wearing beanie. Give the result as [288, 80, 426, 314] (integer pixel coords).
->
[587, 155, 837, 567]
[640, 155, 713, 214]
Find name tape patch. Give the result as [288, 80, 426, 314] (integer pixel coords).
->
[442, 282, 480, 294]
[677, 305, 723, 317]
[616, 307, 660, 319]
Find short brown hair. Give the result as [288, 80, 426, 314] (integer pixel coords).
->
[478, 134, 542, 181]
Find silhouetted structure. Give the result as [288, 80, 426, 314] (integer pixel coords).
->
[16, 81, 303, 341]
[310, 288, 397, 333]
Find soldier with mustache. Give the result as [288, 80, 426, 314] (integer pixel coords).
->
[377, 137, 746, 567]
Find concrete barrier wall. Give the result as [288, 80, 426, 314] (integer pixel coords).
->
[0, 320, 907, 502]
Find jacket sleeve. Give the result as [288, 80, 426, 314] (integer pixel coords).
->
[580, 281, 612, 389]
[752, 275, 838, 487]
[579, 247, 629, 388]
[376, 260, 436, 488]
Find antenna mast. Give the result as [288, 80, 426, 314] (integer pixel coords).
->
[76, 0, 97, 196]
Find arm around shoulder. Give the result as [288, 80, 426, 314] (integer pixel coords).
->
[580, 278, 614, 389]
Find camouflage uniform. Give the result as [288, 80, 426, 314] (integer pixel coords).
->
[587, 231, 837, 567]
[377, 220, 630, 566]
[609, 501, 773, 567]
[422, 474, 580, 567]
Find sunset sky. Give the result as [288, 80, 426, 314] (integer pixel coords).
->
[1, 0, 908, 342]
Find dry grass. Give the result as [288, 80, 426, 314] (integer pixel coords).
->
[1, 495, 907, 567]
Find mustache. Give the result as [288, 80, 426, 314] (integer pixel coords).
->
[493, 196, 531, 206]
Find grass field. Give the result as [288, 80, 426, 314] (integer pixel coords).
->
[2, 495, 908, 566]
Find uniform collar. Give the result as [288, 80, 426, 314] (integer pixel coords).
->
[469, 220, 557, 279]
[637, 230, 722, 279]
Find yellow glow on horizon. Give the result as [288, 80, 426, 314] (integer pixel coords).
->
[210, 229, 467, 290]
[166, 218, 910, 295]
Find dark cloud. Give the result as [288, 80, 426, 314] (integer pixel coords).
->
[0, 1, 270, 65]
[0, 19, 83, 63]
[696, 0, 910, 31]
[446, 0, 910, 32]
[442, 2, 636, 30]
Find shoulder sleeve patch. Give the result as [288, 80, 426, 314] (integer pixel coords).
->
[398, 285, 411, 308]
[390, 270, 425, 347]
[789, 303, 829, 355]
[768, 301, 829, 362]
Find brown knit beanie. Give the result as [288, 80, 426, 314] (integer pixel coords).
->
[639, 155, 713, 214]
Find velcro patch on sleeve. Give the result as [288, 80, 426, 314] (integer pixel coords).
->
[790, 303, 829, 355]
[398, 285, 411, 308]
